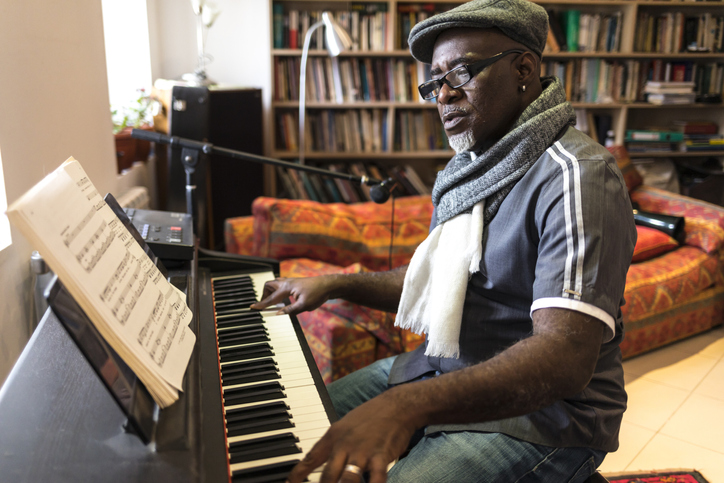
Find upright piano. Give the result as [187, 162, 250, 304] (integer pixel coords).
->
[0, 242, 337, 482]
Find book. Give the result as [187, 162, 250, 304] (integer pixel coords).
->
[625, 130, 685, 142]
[6, 158, 195, 408]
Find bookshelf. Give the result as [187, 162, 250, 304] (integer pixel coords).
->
[268, 0, 724, 201]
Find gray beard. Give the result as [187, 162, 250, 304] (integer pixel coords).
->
[447, 130, 477, 154]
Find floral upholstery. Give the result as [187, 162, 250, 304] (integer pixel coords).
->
[225, 170, 724, 382]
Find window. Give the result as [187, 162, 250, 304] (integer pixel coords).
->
[0, 147, 11, 251]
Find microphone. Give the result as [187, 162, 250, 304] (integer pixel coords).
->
[369, 178, 399, 204]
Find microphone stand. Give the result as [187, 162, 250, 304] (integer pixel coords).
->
[131, 129, 399, 232]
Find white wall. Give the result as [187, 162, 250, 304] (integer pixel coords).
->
[0, 0, 126, 383]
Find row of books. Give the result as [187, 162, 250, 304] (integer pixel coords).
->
[545, 10, 623, 53]
[542, 58, 724, 103]
[634, 12, 724, 53]
[394, 109, 449, 152]
[397, 4, 454, 50]
[276, 109, 389, 153]
[275, 163, 431, 204]
[272, 3, 391, 51]
[623, 121, 723, 153]
[273, 56, 431, 103]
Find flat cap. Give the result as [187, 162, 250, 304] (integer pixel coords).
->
[408, 0, 549, 63]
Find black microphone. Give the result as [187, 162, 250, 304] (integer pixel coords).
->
[369, 178, 398, 204]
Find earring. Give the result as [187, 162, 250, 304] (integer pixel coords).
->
[521, 85, 526, 92]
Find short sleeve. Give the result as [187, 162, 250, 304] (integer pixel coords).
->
[531, 141, 636, 341]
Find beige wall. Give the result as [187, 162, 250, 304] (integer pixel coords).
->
[0, 0, 120, 383]
[0, 0, 273, 384]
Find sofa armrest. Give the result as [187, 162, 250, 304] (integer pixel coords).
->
[224, 215, 255, 256]
[631, 185, 724, 254]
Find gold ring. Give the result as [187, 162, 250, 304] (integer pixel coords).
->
[343, 463, 363, 476]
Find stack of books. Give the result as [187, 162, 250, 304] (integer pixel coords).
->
[674, 120, 724, 152]
[624, 129, 685, 153]
[644, 81, 696, 105]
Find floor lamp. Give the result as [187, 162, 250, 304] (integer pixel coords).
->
[298, 12, 353, 165]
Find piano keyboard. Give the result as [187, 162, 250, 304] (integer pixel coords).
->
[212, 272, 330, 482]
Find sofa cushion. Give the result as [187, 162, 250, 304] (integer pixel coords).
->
[632, 226, 679, 262]
[607, 145, 643, 193]
[252, 196, 434, 271]
[631, 186, 724, 254]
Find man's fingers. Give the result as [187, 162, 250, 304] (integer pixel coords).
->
[367, 454, 392, 483]
[285, 439, 333, 483]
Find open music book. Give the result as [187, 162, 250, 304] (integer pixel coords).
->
[7, 157, 195, 408]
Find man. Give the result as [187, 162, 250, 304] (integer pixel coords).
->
[252, 1, 637, 481]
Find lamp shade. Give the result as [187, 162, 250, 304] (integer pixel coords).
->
[322, 12, 353, 56]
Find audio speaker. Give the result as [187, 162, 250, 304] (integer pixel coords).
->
[165, 86, 264, 250]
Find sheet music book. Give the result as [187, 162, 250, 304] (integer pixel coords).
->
[6, 157, 195, 408]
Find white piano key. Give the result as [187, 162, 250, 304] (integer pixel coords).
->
[223, 385, 324, 412]
[223, 375, 315, 391]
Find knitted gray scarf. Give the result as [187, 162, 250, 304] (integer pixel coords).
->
[432, 76, 576, 225]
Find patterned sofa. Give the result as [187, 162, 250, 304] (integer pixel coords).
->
[225, 153, 724, 383]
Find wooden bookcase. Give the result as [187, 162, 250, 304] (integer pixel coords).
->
[268, 0, 724, 200]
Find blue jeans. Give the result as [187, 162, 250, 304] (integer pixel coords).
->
[327, 357, 606, 483]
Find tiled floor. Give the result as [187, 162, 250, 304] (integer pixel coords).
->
[599, 324, 724, 482]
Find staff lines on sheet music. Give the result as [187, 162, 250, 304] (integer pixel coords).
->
[76, 220, 115, 273]
[101, 251, 132, 303]
[138, 292, 164, 345]
[63, 206, 96, 247]
[111, 256, 153, 326]
[157, 310, 181, 367]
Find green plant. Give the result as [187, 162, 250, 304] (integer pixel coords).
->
[112, 88, 153, 134]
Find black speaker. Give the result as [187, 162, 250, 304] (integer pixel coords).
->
[166, 86, 264, 250]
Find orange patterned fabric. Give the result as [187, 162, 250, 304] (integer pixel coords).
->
[632, 226, 679, 262]
[607, 145, 643, 193]
[224, 216, 254, 255]
[251, 196, 433, 271]
[279, 258, 423, 383]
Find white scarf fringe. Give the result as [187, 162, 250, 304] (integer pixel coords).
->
[395, 201, 485, 358]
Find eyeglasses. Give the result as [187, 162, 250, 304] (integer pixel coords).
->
[418, 49, 525, 100]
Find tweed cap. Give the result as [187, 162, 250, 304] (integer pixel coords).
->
[408, 0, 549, 63]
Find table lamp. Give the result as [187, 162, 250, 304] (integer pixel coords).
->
[298, 12, 352, 164]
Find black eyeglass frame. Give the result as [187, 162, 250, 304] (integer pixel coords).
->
[418, 49, 526, 100]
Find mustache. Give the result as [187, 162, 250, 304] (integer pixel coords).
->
[441, 106, 470, 117]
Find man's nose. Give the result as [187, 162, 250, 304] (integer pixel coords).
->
[436, 82, 462, 104]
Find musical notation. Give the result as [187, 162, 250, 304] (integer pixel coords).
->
[75, 220, 115, 273]
[63, 206, 96, 247]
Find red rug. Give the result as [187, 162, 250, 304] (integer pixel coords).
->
[608, 470, 710, 483]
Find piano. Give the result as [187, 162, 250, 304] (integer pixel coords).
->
[0, 244, 337, 482]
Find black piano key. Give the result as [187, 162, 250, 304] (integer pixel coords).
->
[218, 332, 270, 348]
[216, 312, 265, 328]
[231, 460, 300, 483]
[220, 342, 274, 363]
[222, 358, 277, 377]
[218, 324, 266, 337]
[213, 275, 252, 287]
[223, 368, 280, 386]
[214, 287, 258, 298]
[224, 381, 286, 406]
[215, 299, 259, 314]
[226, 402, 293, 437]
[228, 433, 301, 464]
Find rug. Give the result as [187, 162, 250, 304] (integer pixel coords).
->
[608, 469, 710, 483]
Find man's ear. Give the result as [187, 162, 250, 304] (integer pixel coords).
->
[516, 52, 539, 87]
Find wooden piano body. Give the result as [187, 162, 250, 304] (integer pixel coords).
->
[0, 248, 336, 482]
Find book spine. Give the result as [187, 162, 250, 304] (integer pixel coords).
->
[273, 4, 284, 49]
[566, 10, 581, 52]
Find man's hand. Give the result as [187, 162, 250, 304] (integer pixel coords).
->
[250, 276, 338, 316]
[286, 390, 418, 483]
